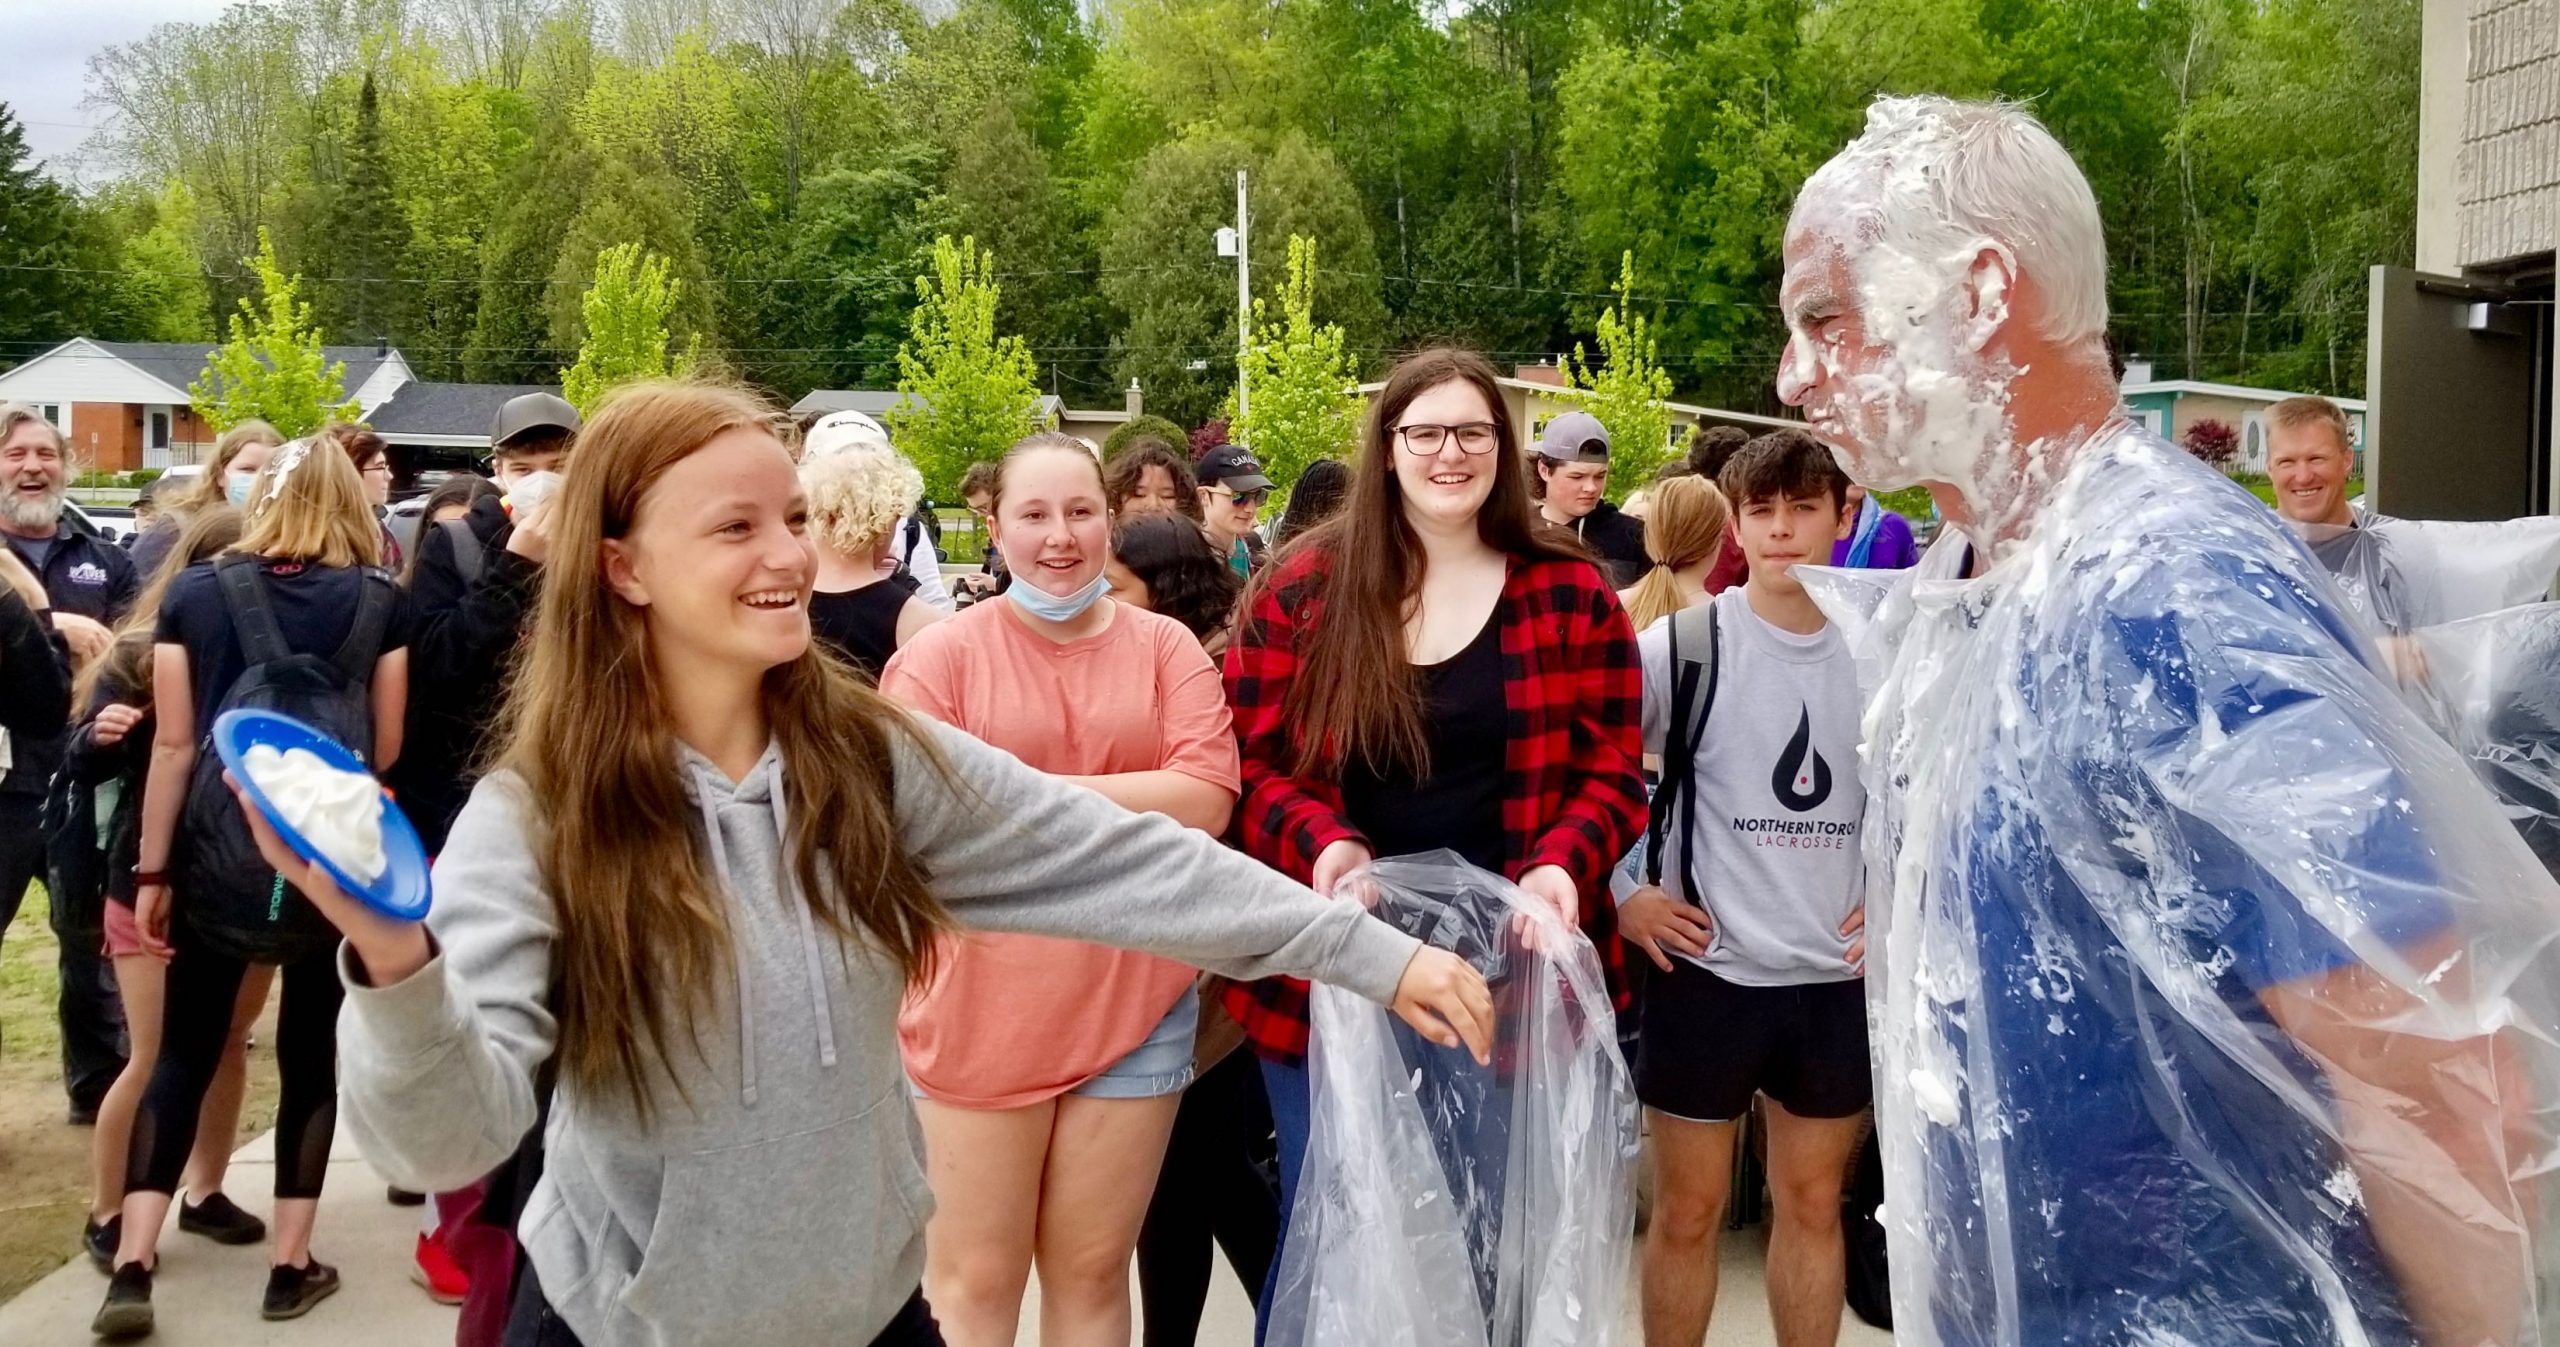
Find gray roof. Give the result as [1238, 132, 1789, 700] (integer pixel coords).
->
[792, 389, 1066, 423]
[367, 382, 562, 441]
[91, 341, 399, 400]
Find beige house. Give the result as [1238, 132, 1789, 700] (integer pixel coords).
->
[2369, 0, 2560, 519]
[790, 383, 1140, 453]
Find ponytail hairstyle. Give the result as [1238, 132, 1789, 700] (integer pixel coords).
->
[1619, 475, 1731, 635]
[496, 381, 952, 1119]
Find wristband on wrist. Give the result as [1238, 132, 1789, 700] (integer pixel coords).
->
[133, 870, 169, 888]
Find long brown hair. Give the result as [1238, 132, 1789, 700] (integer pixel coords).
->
[1277, 347, 1586, 779]
[1621, 475, 1730, 634]
[75, 505, 243, 710]
[495, 381, 952, 1118]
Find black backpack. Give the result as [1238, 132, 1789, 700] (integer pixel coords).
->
[1643, 601, 1722, 899]
[176, 554, 394, 964]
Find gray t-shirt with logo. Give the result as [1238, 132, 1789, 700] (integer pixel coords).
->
[1615, 588, 1866, 986]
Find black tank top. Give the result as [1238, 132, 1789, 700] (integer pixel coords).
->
[1338, 608, 1508, 873]
[808, 584, 909, 680]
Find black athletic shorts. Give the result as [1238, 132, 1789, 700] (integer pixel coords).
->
[1634, 959, 1872, 1123]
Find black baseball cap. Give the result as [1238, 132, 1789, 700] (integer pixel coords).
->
[1196, 444, 1274, 494]
[491, 392, 581, 450]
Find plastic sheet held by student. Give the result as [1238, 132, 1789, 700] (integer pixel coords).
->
[2289, 508, 2560, 633]
[1801, 430, 2560, 1347]
[2404, 602, 2560, 880]
[1263, 853, 1638, 1347]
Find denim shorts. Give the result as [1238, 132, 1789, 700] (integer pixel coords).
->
[1073, 991, 1201, 1100]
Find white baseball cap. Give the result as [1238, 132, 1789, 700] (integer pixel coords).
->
[802, 409, 894, 459]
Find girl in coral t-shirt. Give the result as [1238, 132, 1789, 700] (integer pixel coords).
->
[880, 432, 1242, 1347]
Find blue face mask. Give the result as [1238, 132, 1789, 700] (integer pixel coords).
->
[225, 472, 254, 506]
[1005, 567, 1111, 623]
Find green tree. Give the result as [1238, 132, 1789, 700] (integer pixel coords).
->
[1230, 236, 1360, 492]
[1101, 133, 1384, 427]
[1564, 253, 1676, 499]
[96, 182, 212, 342]
[561, 242, 688, 413]
[309, 74, 421, 349]
[889, 235, 1043, 498]
[466, 117, 594, 382]
[0, 104, 122, 368]
[188, 229, 354, 436]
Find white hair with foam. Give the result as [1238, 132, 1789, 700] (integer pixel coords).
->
[1798, 97, 2108, 347]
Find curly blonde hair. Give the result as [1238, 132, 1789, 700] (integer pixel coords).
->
[801, 447, 923, 556]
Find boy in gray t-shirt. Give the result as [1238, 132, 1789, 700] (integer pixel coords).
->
[1613, 430, 1871, 1347]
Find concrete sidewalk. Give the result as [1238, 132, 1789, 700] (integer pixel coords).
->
[0, 1125, 1889, 1345]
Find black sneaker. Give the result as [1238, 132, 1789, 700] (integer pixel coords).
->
[83, 1213, 120, 1275]
[261, 1258, 340, 1321]
[178, 1192, 266, 1245]
[385, 1185, 424, 1206]
[90, 1261, 152, 1339]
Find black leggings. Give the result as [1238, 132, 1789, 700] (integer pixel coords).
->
[126, 924, 342, 1200]
[1136, 1048, 1281, 1347]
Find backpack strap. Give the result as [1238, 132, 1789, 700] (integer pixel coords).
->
[330, 569, 396, 685]
[213, 554, 293, 669]
[440, 518, 486, 587]
[1643, 601, 1721, 899]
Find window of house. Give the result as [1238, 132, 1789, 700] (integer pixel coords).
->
[149, 408, 172, 452]
[39, 404, 64, 433]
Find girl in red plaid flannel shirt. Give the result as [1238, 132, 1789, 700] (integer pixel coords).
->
[1221, 347, 1647, 1331]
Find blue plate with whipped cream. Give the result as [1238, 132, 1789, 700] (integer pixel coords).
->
[212, 709, 431, 921]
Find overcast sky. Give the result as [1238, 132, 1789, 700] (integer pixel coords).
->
[1, 0, 239, 183]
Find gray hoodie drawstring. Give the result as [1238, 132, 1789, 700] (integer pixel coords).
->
[769, 777, 838, 1070]
[695, 780, 762, 1109]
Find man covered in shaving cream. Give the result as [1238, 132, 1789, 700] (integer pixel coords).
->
[1778, 97, 2560, 1346]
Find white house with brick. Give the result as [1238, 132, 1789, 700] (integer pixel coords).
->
[0, 339, 413, 473]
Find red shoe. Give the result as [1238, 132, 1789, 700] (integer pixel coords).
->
[410, 1231, 469, 1305]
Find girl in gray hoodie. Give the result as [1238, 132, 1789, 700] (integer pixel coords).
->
[218, 382, 1496, 1347]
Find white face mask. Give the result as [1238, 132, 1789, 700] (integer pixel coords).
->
[1005, 568, 1110, 623]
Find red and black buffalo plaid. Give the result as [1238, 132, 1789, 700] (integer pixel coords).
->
[1219, 547, 1645, 1064]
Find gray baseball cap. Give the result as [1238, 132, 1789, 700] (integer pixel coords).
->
[1535, 411, 1611, 463]
[491, 392, 581, 450]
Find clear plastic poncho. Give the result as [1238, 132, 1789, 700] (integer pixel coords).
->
[1803, 427, 2560, 1347]
[2290, 507, 2560, 634]
[1264, 853, 1637, 1347]
[2402, 602, 2560, 881]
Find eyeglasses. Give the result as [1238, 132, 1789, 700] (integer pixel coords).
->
[1208, 486, 1270, 508]
[1396, 422, 1500, 456]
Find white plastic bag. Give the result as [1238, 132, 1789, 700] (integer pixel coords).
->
[1264, 852, 1638, 1347]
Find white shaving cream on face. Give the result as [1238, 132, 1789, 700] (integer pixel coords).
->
[1778, 99, 2087, 559]
[242, 743, 388, 883]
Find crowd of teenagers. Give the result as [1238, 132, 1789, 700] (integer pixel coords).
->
[4, 90, 2554, 1347]
[1, 338, 1909, 1347]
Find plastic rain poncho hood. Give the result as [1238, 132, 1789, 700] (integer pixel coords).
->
[1803, 423, 2560, 1347]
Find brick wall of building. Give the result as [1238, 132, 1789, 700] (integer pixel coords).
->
[2460, 0, 2560, 266]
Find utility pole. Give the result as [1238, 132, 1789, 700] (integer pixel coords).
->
[1217, 170, 1251, 423]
